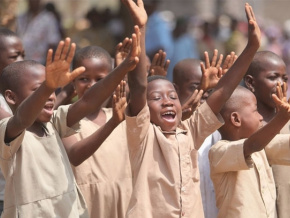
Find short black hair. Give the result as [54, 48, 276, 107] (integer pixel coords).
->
[72, 46, 112, 70]
[147, 75, 170, 83]
[0, 27, 18, 38]
[0, 60, 41, 94]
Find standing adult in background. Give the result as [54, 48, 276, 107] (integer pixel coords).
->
[17, 0, 61, 64]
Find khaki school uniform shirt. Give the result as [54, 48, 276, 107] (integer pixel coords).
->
[0, 105, 88, 218]
[125, 102, 224, 218]
[271, 120, 290, 218]
[209, 135, 290, 218]
[70, 108, 132, 218]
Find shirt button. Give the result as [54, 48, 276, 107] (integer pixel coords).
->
[181, 187, 186, 192]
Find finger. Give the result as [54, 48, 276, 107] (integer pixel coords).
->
[54, 40, 65, 61]
[200, 62, 206, 74]
[164, 60, 170, 71]
[69, 66, 86, 81]
[160, 51, 166, 67]
[46, 49, 53, 65]
[115, 42, 123, 52]
[216, 54, 223, 68]
[66, 42, 76, 64]
[282, 82, 287, 99]
[211, 49, 218, 66]
[204, 51, 210, 68]
[60, 38, 71, 60]
[130, 33, 137, 57]
[123, 37, 131, 52]
[272, 94, 282, 106]
[151, 53, 159, 66]
[222, 54, 230, 69]
[276, 82, 282, 100]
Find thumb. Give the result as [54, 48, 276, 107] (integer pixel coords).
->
[70, 67, 86, 81]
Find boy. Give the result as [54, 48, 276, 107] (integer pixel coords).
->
[0, 27, 25, 116]
[0, 27, 25, 214]
[209, 85, 290, 218]
[62, 45, 132, 218]
[0, 34, 139, 217]
[244, 51, 290, 218]
[122, 0, 260, 217]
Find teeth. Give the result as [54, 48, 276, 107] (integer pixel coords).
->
[163, 111, 175, 115]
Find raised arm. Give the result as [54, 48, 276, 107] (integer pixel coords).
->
[5, 38, 84, 142]
[243, 82, 290, 157]
[63, 81, 127, 166]
[67, 27, 140, 126]
[206, 3, 261, 115]
[122, 0, 148, 116]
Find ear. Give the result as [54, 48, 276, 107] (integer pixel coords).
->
[4, 90, 17, 106]
[230, 112, 241, 127]
[244, 75, 255, 93]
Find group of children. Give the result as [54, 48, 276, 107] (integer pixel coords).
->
[0, 1, 290, 218]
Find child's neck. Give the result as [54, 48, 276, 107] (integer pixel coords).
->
[86, 109, 106, 126]
[27, 122, 48, 137]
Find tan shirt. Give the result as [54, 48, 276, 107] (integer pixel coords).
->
[0, 105, 88, 218]
[271, 120, 290, 218]
[209, 135, 290, 218]
[69, 108, 132, 218]
[125, 102, 224, 218]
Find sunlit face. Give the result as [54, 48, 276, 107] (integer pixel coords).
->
[238, 92, 263, 138]
[147, 79, 182, 132]
[0, 36, 25, 74]
[73, 57, 110, 98]
[250, 58, 287, 110]
[13, 64, 55, 123]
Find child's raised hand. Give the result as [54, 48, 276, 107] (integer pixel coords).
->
[45, 38, 85, 90]
[221, 51, 237, 75]
[148, 50, 170, 77]
[122, 0, 147, 27]
[112, 80, 127, 124]
[181, 89, 203, 120]
[199, 49, 223, 91]
[121, 25, 141, 72]
[245, 3, 261, 49]
[115, 37, 132, 67]
[272, 82, 290, 117]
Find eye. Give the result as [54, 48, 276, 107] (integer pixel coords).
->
[79, 77, 89, 82]
[283, 77, 288, 82]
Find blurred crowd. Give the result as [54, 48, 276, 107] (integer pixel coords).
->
[1, 0, 290, 85]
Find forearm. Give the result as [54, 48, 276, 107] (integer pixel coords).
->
[68, 118, 120, 166]
[208, 44, 258, 114]
[128, 26, 147, 116]
[244, 113, 289, 157]
[67, 61, 130, 127]
[6, 83, 54, 140]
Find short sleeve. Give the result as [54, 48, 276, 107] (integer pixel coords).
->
[50, 105, 80, 138]
[209, 139, 252, 174]
[184, 101, 224, 149]
[125, 104, 150, 151]
[265, 134, 290, 165]
[0, 118, 25, 160]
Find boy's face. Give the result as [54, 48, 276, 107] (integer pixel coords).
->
[14, 65, 56, 123]
[73, 57, 110, 98]
[147, 79, 182, 132]
[249, 57, 287, 109]
[0, 36, 25, 73]
[238, 92, 263, 138]
[175, 64, 211, 105]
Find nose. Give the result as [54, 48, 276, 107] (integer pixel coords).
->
[16, 55, 24, 62]
[162, 97, 174, 107]
[48, 92, 56, 101]
[88, 80, 97, 88]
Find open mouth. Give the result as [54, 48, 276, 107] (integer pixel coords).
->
[161, 111, 176, 121]
[43, 103, 54, 114]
